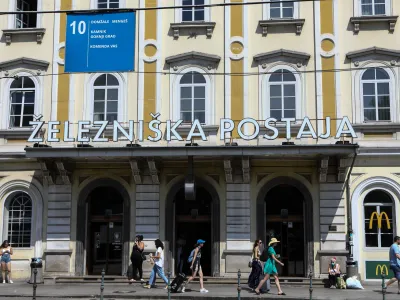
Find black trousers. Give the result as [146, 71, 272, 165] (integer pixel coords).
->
[131, 258, 143, 280]
[329, 274, 340, 286]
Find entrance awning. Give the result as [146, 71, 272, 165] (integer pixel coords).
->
[24, 144, 358, 159]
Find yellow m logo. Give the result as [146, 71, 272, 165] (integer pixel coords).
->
[369, 212, 391, 229]
[376, 264, 389, 276]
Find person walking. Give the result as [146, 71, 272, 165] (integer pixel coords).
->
[385, 236, 400, 294]
[248, 239, 264, 291]
[130, 235, 145, 283]
[328, 257, 341, 288]
[181, 239, 208, 293]
[176, 235, 186, 274]
[254, 238, 285, 296]
[0, 240, 13, 284]
[144, 239, 169, 289]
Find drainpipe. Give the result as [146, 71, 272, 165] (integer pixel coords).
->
[345, 147, 358, 277]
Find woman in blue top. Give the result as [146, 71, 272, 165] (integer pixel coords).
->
[255, 238, 285, 296]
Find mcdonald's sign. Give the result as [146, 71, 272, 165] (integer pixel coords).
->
[369, 212, 391, 229]
[366, 261, 390, 279]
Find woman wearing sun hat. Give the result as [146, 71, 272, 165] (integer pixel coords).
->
[181, 239, 208, 293]
[254, 238, 286, 296]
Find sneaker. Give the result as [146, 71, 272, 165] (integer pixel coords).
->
[2, 281, 5, 284]
[200, 288, 209, 293]
[164, 285, 169, 289]
[330, 285, 336, 289]
[181, 287, 185, 293]
[143, 285, 151, 289]
[9, 280, 13, 284]
[140, 279, 145, 282]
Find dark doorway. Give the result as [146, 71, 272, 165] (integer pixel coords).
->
[174, 187, 212, 276]
[265, 184, 305, 277]
[86, 187, 124, 275]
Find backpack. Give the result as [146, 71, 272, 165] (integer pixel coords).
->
[187, 249, 195, 263]
[260, 248, 268, 262]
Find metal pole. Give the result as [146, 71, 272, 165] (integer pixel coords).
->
[167, 271, 171, 300]
[32, 268, 38, 300]
[237, 269, 241, 300]
[100, 268, 105, 300]
[381, 272, 386, 300]
[309, 271, 313, 300]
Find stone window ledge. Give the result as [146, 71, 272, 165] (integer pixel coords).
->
[350, 16, 398, 33]
[352, 123, 400, 134]
[258, 19, 305, 36]
[43, 249, 73, 256]
[2, 28, 46, 45]
[0, 128, 44, 140]
[170, 22, 216, 39]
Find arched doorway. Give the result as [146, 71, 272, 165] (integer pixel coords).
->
[166, 178, 220, 277]
[75, 178, 131, 276]
[257, 177, 314, 277]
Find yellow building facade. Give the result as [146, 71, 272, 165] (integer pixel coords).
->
[0, 0, 399, 281]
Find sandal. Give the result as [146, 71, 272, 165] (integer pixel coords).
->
[278, 292, 286, 295]
[255, 289, 261, 295]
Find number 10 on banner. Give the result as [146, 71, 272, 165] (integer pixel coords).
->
[70, 21, 87, 35]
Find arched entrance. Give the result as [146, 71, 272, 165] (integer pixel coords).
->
[257, 177, 314, 277]
[166, 178, 220, 277]
[76, 178, 131, 276]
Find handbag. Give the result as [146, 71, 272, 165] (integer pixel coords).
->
[141, 252, 146, 261]
[248, 254, 254, 268]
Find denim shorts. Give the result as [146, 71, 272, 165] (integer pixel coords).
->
[390, 265, 400, 280]
[0, 256, 11, 264]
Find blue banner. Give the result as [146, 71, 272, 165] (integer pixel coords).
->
[65, 12, 136, 73]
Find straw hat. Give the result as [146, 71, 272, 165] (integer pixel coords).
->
[268, 238, 280, 246]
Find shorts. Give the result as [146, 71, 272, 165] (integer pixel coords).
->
[0, 256, 11, 264]
[390, 265, 400, 280]
[192, 259, 202, 274]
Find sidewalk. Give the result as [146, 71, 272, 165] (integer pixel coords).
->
[0, 282, 398, 300]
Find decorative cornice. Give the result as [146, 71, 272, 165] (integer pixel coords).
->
[170, 22, 216, 39]
[254, 49, 311, 63]
[346, 47, 400, 60]
[2, 28, 46, 45]
[165, 51, 221, 65]
[350, 16, 398, 34]
[258, 19, 305, 36]
[0, 57, 50, 71]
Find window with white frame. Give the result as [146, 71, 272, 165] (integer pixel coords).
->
[15, 0, 38, 28]
[364, 190, 394, 248]
[268, 69, 296, 119]
[7, 192, 32, 248]
[9, 76, 35, 128]
[93, 74, 120, 123]
[182, 0, 205, 22]
[360, 0, 386, 16]
[179, 71, 206, 124]
[97, 0, 119, 8]
[361, 68, 391, 122]
[270, 0, 295, 18]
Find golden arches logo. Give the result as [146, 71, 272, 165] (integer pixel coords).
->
[369, 212, 391, 230]
[376, 265, 389, 276]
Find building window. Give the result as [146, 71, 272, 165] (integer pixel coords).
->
[268, 69, 296, 119]
[97, 0, 119, 8]
[9, 76, 35, 128]
[179, 71, 206, 123]
[361, 0, 386, 16]
[364, 190, 394, 248]
[182, 0, 205, 22]
[16, 0, 37, 28]
[361, 68, 391, 122]
[270, 0, 294, 18]
[93, 74, 119, 123]
[7, 192, 32, 248]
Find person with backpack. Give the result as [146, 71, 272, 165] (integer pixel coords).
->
[255, 238, 286, 296]
[181, 239, 208, 293]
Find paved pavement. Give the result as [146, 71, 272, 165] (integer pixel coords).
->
[0, 281, 398, 299]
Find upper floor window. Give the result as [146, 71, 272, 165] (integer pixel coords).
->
[361, 68, 391, 122]
[7, 192, 32, 248]
[270, 0, 294, 18]
[9, 76, 35, 128]
[268, 69, 296, 119]
[179, 71, 206, 123]
[182, 0, 205, 22]
[93, 74, 120, 123]
[361, 0, 386, 16]
[97, 0, 119, 9]
[364, 190, 394, 248]
[16, 0, 37, 28]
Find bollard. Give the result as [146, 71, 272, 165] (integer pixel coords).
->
[32, 268, 38, 300]
[237, 269, 241, 300]
[167, 271, 171, 300]
[381, 271, 386, 300]
[100, 268, 105, 300]
[309, 271, 313, 300]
